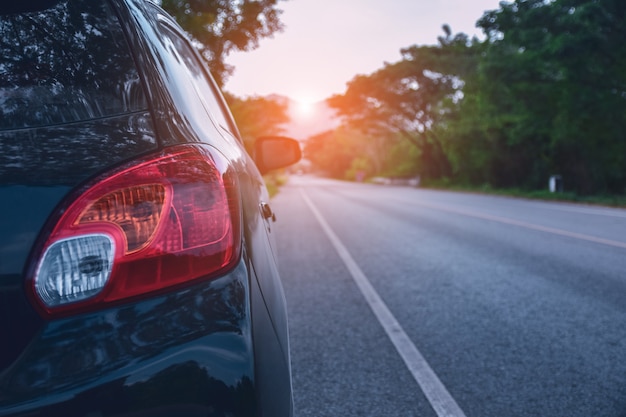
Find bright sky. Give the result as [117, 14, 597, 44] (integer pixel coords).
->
[224, 0, 503, 104]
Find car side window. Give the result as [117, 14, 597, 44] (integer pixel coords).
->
[157, 22, 239, 139]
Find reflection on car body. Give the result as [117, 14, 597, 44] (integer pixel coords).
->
[0, 1, 300, 416]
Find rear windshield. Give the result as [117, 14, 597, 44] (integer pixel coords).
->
[0, 0, 147, 130]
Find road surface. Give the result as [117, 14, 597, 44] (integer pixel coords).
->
[271, 175, 626, 417]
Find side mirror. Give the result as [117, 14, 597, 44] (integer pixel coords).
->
[254, 136, 302, 175]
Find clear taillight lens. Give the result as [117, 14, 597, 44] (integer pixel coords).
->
[29, 145, 240, 317]
[36, 234, 115, 307]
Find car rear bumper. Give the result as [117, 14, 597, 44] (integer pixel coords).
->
[0, 261, 257, 417]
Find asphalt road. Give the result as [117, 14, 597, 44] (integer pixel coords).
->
[271, 175, 626, 417]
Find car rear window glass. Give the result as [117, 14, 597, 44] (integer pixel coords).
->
[0, 0, 147, 130]
[158, 24, 236, 135]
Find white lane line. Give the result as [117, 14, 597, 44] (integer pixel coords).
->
[517, 202, 626, 219]
[405, 200, 626, 250]
[301, 190, 467, 417]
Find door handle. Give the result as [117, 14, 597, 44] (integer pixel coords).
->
[260, 202, 276, 222]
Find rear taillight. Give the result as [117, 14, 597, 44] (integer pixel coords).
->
[29, 145, 241, 317]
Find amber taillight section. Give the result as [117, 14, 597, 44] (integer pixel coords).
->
[30, 145, 240, 317]
[77, 185, 167, 253]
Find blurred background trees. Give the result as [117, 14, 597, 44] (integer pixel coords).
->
[224, 93, 289, 151]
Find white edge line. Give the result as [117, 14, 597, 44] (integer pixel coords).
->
[300, 190, 467, 417]
[414, 201, 626, 250]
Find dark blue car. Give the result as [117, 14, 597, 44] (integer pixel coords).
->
[0, 1, 299, 415]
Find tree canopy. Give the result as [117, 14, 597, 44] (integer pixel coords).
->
[160, 0, 285, 86]
[473, 0, 626, 193]
[327, 28, 477, 181]
[319, 0, 626, 195]
[224, 93, 289, 151]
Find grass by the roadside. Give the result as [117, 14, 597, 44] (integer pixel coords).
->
[264, 173, 288, 198]
[423, 181, 626, 208]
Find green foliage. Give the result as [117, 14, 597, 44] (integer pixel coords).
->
[160, 0, 284, 86]
[326, 30, 478, 181]
[264, 172, 287, 197]
[381, 137, 421, 178]
[325, 0, 626, 197]
[472, 0, 626, 194]
[304, 126, 423, 181]
[345, 157, 372, 181]
[304, 128, 363, 179]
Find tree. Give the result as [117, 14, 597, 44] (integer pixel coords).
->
[473, 0, 626, 193]
[224, 93, 290, 152]
[160, 0, 285, 86]
[304, 128, 361, 179]
[327, 29, 478, 181]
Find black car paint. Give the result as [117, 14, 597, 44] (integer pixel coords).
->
[2, 263, 256, 415]
[116, 5, 294, 413]
[0, 0, 293, 415]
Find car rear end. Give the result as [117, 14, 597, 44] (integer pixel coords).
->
[0, 1, 275, 415]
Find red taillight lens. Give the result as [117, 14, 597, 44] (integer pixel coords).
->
[30, 145, 241, 317]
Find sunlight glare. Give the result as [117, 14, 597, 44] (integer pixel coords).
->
[293, 95, 317, 118]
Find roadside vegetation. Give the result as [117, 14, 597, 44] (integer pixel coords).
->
[161, 0, 624, 202]
[422, 182, 626, 208]
[306, 0, 626, 201]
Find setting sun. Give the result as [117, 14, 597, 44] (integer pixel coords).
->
[293, 96, 317, 118]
